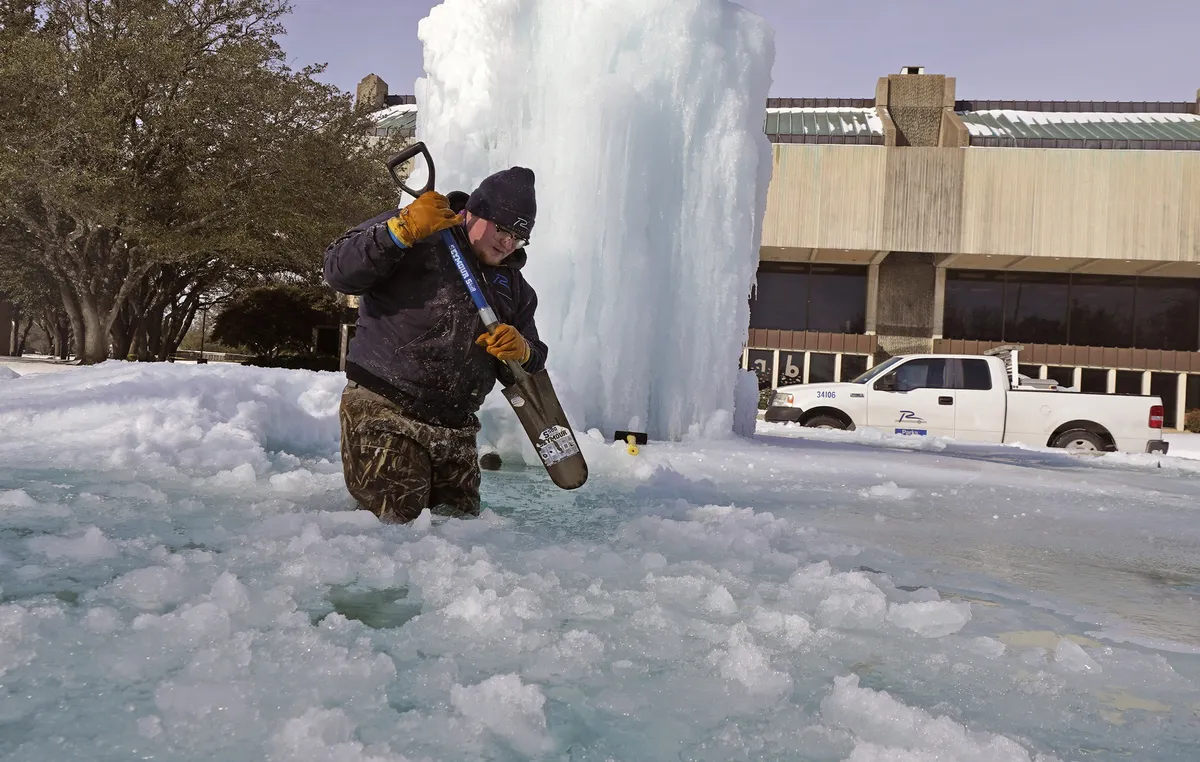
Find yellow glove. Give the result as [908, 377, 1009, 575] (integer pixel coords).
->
[475, 324, 530, 363]
[386, 192, 462, 247]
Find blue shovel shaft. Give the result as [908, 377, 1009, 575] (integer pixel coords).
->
[440, 229, 497, 329]
[440, 229, 529, 381]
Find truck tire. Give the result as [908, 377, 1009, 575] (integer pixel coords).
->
[1051, 429, 1106, 452]
[804, 415, 848, 431]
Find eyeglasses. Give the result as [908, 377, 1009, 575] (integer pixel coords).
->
[493, 223, 529, 249]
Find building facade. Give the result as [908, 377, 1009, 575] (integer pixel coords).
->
[748, 68, 1200, 429]
[360, 68, 1200, 428]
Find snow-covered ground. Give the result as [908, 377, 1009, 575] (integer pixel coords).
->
[1165, 431, 1200, 460]
[0, 355, 81, 376]
[1, 362, 1198, 761]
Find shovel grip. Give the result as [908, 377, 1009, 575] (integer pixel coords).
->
[387, 142, 435, 199]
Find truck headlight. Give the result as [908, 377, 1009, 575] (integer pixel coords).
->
[773, 392, 794, 406]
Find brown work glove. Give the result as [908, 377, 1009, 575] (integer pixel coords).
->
[386, 192, 462, 247]
[476, 324, 530, 363]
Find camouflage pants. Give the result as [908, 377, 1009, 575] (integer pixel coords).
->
[338, 382, 481, 523]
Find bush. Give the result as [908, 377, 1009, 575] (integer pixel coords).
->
[242, 353, 340, 373]
[758, 387, 774, 410]
[1186, 409, 1200, 434]
[212, 284, 339, 359]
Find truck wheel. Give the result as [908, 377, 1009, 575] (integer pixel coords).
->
[1051, 429, 1105, 452]
[804, 415, 848, 431]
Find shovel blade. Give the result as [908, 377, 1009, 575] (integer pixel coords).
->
[502, 369, 588, 490]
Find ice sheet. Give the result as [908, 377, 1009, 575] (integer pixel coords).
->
[2, 362, 1198, 760]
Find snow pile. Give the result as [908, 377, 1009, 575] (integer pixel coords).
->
[862, 481, 916, 500]
[0, 365, 20, 380]
[822, 675, 1061, 762]
[0, 360, 345, 484]
[412, 0, 775, 442]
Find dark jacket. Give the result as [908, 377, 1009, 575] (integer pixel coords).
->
[323, 207, 548, 429]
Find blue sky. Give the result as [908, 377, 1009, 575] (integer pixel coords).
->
[279, 0, 1200, 101]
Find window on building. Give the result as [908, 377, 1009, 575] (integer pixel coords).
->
[840, 355, 868, 382]
[748, 266, 809, 331]
[1134, 278, 1200, 351]
[944, 271, 1004, 341]
[1080, 369, 1109, 394]
[748, 263, 866, 334]
[1047, 366, 1076, 389]
[807, 265, 867, 334]
[944, 269, 1199, 351]
[1004, 272, 1069, 345]
[1115, 370, 1143, 396]
[1069, 275, 1135, 348]
[808, 353, 837, 383]
[959, 359, 993, 390]
[746, 349, 775, 389]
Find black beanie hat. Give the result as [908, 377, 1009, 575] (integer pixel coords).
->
[465, 167, 536, 239]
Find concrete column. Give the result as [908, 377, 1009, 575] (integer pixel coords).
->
[834, 353, 843, 383]
[802, 352, 811, 384]
[1039, 365, 1048, 380]
[864, 251, 890, 335]
[1177, 373, 1188, 430]
[932, 266, 947, 339]
[865, 266, 880, 335]
[1072, 367, 1083, 390]
[1141, 371, 1152, 396]
[771, 349, 780, 389]
[876, 252, 937, 358]
[1106, 368, 1117, 394]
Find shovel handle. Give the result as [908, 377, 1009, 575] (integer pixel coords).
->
[387, 142, 436, 199]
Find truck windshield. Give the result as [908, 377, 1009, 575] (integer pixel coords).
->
[848, 356, 903, 384]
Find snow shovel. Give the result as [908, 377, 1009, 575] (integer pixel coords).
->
[386, 143, 588, 491]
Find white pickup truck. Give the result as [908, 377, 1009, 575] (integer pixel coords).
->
[764, 348, 1169, 454]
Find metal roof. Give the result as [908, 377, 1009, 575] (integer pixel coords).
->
[960, 109, 1200, 150]
[764, 107, 884, 145]
[369, 104, 417, 137]
[370, 99, 1200, 149]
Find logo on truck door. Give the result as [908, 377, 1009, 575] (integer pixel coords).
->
[897, 410, 925, 424]
[894, 410, 928, 435]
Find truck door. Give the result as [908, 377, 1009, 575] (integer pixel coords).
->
[951, 358, 1006, 443]
[866, 358, 955, 438]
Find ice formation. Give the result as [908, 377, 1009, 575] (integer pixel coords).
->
[411, 0, 775, 441]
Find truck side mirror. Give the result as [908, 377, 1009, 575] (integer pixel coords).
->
[875, 374, 896, 392]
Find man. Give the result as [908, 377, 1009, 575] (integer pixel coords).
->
[322, 167, 547, 523]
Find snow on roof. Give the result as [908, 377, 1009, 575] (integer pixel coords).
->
[371, 103, 418, 134]
[368, 101, 1200, 146]
[960, 109, 1200, 142]
[765, 106, 884, 138]
[372, 103, 417, 119]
